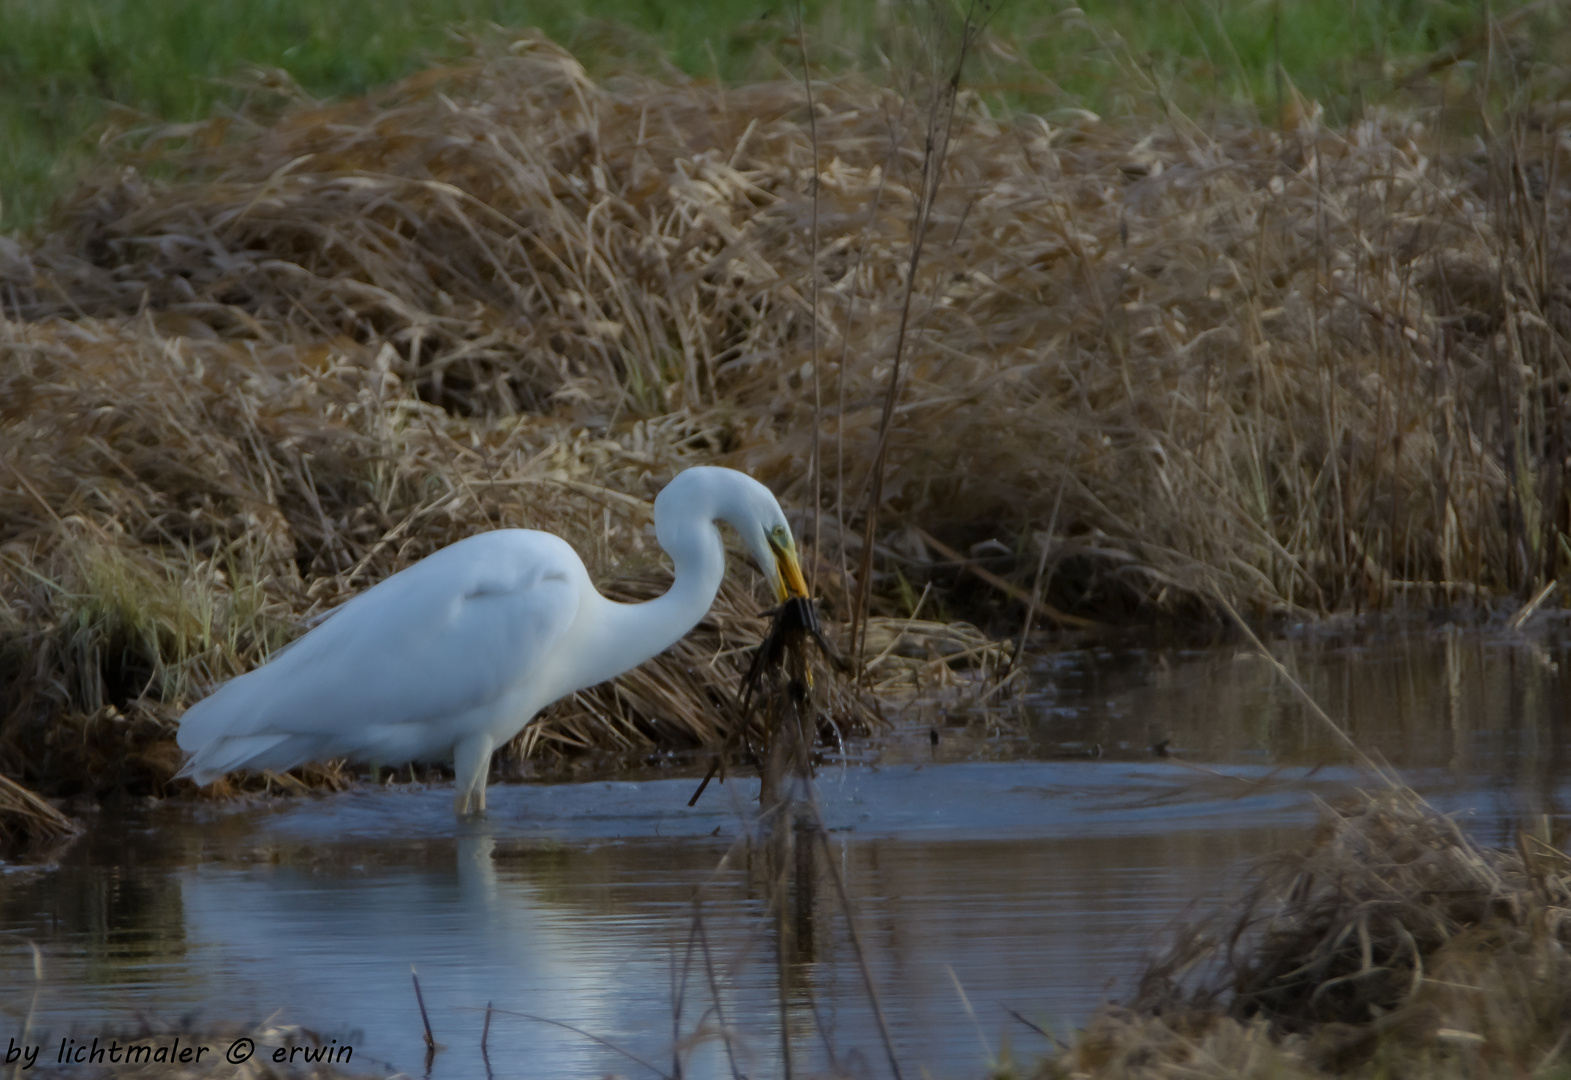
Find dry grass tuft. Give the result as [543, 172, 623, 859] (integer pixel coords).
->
[1036, 791, 1571, 1079]
[0, 771, 78, 859]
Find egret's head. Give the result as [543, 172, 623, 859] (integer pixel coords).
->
[658, 466, 809, 603]
[759, 520, 810, 603]
[731, 482, 808, 603]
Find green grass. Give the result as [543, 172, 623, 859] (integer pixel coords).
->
[0, 0, 1560, 233]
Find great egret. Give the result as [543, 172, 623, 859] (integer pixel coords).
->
[175, 466, 809, 814]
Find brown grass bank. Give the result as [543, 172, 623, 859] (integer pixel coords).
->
[1031, 791, 1571, 1080]
[2, 35, 1570, 792]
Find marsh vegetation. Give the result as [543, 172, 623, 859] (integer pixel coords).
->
[4, 2, 1571, 1075]
[4, 1, 1570, 796]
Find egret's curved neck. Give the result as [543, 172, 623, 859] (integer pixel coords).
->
[572, 515, 726, 690]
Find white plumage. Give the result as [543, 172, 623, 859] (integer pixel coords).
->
[176, 466, 807, 814]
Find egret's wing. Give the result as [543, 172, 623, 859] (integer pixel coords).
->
[176, 531, 581, 768]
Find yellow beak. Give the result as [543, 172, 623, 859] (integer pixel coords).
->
[769, 535, 810, 602]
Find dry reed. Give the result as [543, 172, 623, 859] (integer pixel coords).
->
[2, 32, 1567, 790]
[13, 34, 1567, 615]
[0, 771, 78, 859]
[1038, 791, 1571, 1079]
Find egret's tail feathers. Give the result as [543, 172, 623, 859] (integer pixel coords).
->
[175, 733, 312, 785]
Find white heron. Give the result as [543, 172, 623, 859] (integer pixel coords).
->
[175, 466, 808, 814]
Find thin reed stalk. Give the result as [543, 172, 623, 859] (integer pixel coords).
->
[850, 0, 996, 667]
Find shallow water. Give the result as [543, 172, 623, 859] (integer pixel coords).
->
[4, 625, 1571, 1078]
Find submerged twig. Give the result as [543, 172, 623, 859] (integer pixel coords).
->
[812, 817, 906, 1080]
[481, 1002, 493, 1080]
[411, 964, 439, 1073]
[694, 904, 744, 1080]
[485, 1008, 675, 1080]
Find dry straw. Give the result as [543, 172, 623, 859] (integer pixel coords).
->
[1, 32, 1567, 790]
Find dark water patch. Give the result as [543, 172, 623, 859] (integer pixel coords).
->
[1023, 624, 1571, 784]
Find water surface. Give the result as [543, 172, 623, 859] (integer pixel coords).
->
[3, 625, 1570, 1078]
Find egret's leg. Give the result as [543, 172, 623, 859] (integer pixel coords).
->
[453, 733, 495, 817]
